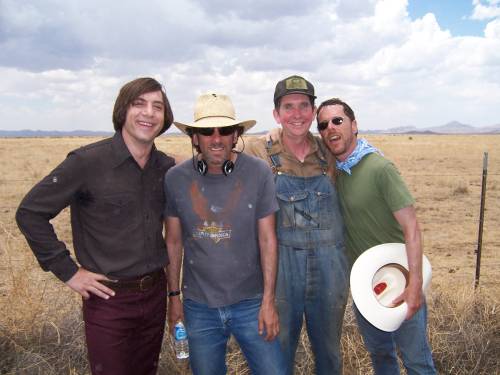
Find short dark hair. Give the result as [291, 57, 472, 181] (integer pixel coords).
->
[112, 77, 173, 135]
[316, 97, 356, 123]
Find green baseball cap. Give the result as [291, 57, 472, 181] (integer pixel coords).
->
[273, 75, 316, 107]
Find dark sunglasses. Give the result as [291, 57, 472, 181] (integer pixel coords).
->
[317, 117, 344, 131]
[196, 126, 237, 137]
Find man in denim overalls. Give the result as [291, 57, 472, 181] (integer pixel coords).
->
[246, 76, 349, 375]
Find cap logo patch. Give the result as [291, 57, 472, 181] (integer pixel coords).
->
[285, 77, 307, 90]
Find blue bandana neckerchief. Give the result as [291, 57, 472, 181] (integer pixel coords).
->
[336, 138, 382, 175]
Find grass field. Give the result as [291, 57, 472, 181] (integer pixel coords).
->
[0, 134, 499, 374]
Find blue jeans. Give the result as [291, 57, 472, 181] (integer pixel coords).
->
[276, 245, 349, 375]
[354, 303, 436, 375]
[183, 297, 286, 375]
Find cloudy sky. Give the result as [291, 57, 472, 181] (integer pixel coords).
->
[1, 0, 500, 133]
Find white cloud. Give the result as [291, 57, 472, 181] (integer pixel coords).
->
[485, 18, 500, 37]
[1, 0, 500, 133]
[471, 0, 500, 20]
[190, 0, 322, 20]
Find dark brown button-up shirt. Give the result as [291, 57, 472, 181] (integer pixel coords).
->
[16, 132, 175, 282]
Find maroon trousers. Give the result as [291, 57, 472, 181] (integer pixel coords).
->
[82, 273, 167, 375]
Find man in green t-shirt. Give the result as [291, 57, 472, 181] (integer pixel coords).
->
[316, 98, 436, 375]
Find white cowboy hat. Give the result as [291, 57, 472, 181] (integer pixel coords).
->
[350, 243, 432, 332]
[174, 93, 256, 134]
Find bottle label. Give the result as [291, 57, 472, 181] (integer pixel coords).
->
[174, 323, 187, 340]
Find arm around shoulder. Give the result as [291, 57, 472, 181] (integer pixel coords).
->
[243, 136, 268, 159]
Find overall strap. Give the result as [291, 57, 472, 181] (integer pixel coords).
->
[314, 137, 328, 175]
[266, 140, 281, 174]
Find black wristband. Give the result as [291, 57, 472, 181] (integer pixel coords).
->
[168, 290, 181, 297]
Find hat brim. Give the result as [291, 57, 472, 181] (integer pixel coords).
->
[350, 243, 432, 332]
[275, 91, 317, 102]
[174, 117, 256, 135]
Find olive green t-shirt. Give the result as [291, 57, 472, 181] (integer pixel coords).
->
[336, 153, 415, 265]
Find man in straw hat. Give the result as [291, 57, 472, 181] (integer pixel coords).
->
[164, 93, 286, 374]
[246, 76, 349, 375]
[316, 97, 436, 374]
[16, 77, 175, 375]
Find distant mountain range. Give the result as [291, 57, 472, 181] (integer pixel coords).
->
[0, 129, 114, 137]
[362, 121, 500, 134]
[1, 121, 500, 137]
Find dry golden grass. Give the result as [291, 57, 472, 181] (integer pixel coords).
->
[1, 134, 499, 374]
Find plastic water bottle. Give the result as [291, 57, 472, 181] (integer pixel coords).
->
[173, 321, 189, 359]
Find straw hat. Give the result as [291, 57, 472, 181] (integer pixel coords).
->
[350, 243, 432, 332]
[174, 93, 256, 134]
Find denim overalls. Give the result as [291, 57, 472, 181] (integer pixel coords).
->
[267, 140, 349, 375]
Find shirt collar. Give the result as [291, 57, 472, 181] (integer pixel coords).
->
[267, 131, 319, 157]
[111, 131, 159, 169]
[111, 131, 131, 168]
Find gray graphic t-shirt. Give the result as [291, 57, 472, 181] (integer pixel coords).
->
[164, 153, 278, 308]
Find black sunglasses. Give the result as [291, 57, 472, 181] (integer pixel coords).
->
[196, 126, 237, 137]
[317, 117, 344, 131]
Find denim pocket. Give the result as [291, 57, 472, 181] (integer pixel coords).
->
[276, 189, 336, 230]
[310, 189, 335, 229]
[276, 191, 308, 228]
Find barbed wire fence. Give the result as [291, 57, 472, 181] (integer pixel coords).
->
[1, 171, 499, 287]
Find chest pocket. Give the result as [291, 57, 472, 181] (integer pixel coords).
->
[310, 189, 336, 228]
[278, 189, 334, 230]
[93, 193, 136, 230]
[277, 191, 308, 228]
[277, 187, 337, 230]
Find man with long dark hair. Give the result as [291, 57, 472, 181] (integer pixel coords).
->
[16, 77, 175, 375]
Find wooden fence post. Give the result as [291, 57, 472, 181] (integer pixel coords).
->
[474, 152, 488, 289]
